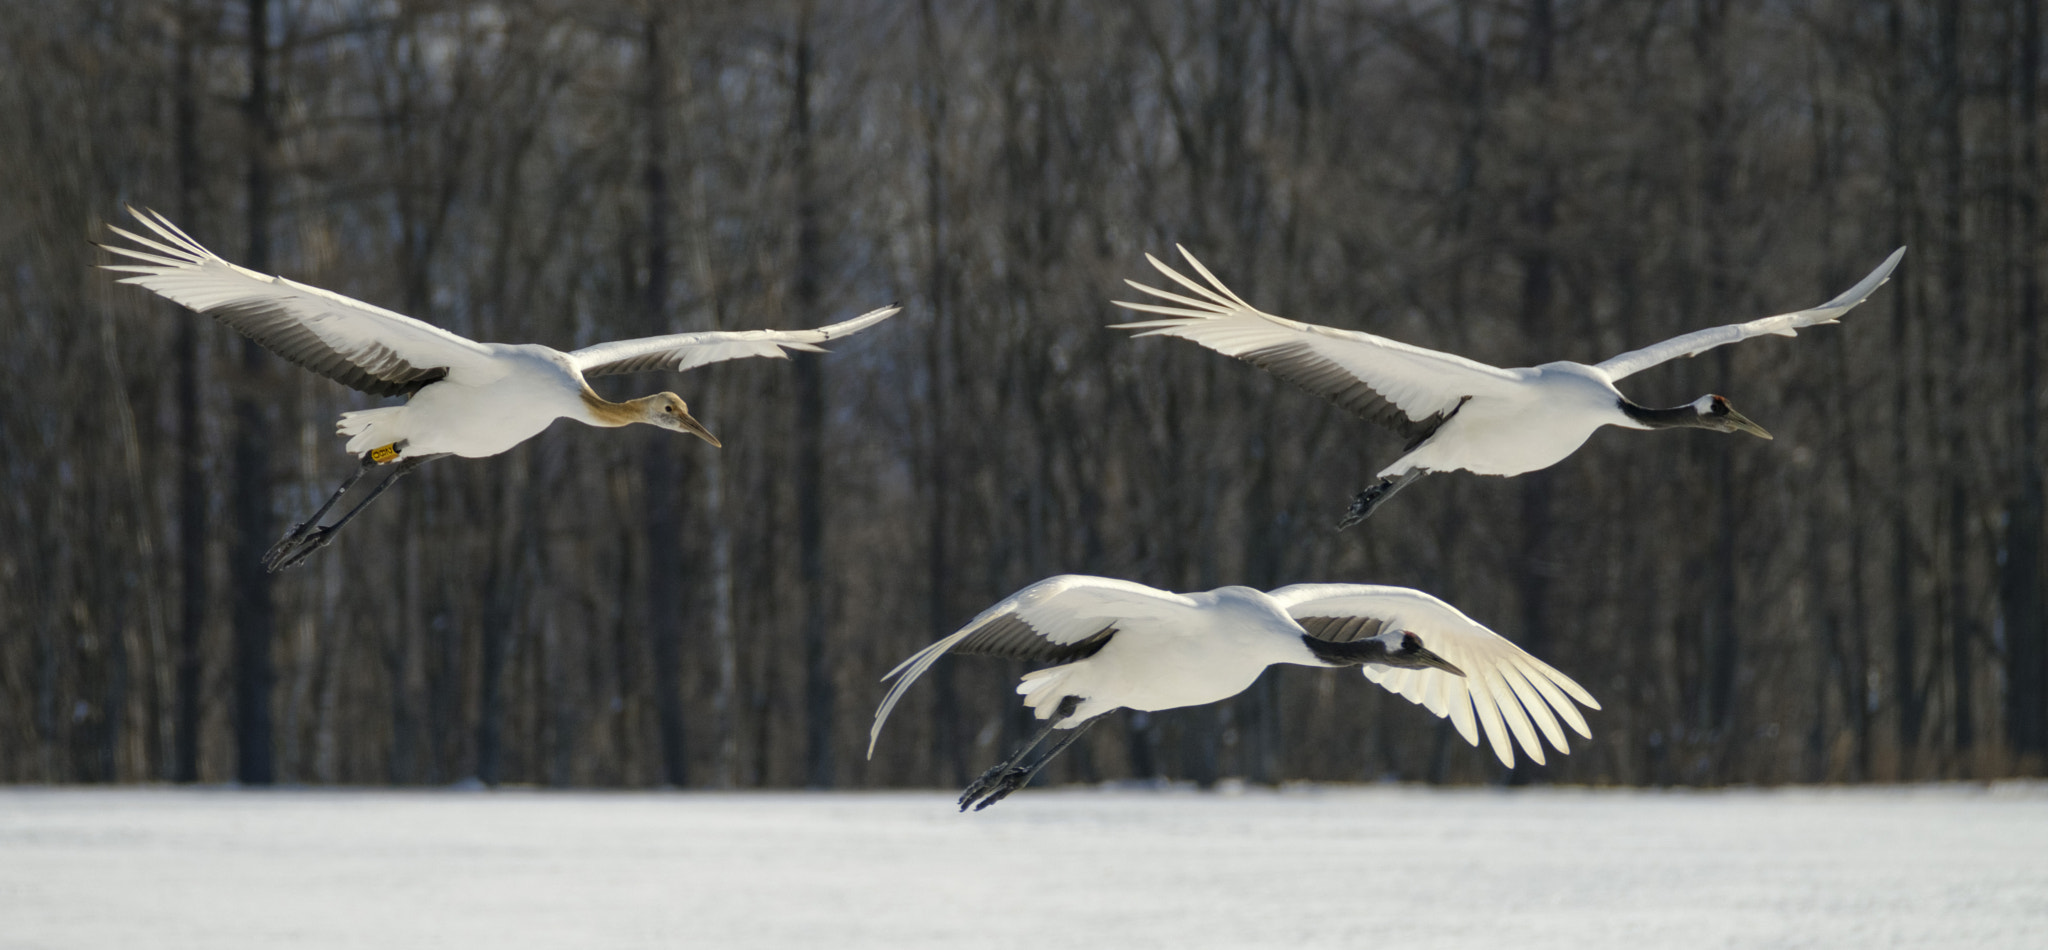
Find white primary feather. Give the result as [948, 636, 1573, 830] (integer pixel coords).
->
[1115, 247, 1524, 428]
[1267, 584, 1599, 767]
[100, 207, 500, 392]
[1593, 247, 1906, 381]
[569, 305, 900, 377]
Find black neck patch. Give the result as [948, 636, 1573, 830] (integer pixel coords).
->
[1301, 634, 1392, 667]
[1618, 398, 1707, 430]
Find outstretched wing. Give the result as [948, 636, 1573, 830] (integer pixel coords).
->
[1269, 583, 1600, 768]
[866, 575, 1196, 758]
[1593, 248, 1906, 382]
[1113, 247, 1525, 447]
[98, 206, 496, 396]
[568, 306, 899, 377]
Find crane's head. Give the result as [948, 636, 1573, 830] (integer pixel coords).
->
[1384, 631, 1465, 676]
[1694, 395, 1772, 440]
[643, 392, 721, 447]
[1301, 627, 1467, 673]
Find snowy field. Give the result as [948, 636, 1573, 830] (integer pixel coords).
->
[1, 783, 2043, 949]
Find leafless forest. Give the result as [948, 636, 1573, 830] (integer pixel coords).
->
[2, 0, 2043, 790]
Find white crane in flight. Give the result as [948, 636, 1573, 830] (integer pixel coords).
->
[1115, 246, 1905, 527]
[100, 207, 897, 571]
[869, 575, 1597, 811]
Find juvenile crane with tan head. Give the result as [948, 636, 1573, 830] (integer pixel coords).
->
[99, 207, 897, 571]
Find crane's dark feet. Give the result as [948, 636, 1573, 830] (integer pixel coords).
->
[262, 522, 313, 568]
[958, 763, 1035, 812]
[262, 524, 336, 573]
[1337, 483, 1390, 530]
[1336, 471, 1425, 529]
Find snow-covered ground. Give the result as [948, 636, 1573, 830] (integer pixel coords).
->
[1, 783, 2042, 949]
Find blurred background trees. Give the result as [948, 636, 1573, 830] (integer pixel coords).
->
[2, 0, 2042, 789]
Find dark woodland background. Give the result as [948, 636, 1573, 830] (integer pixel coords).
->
[4, 0, 2045, 790]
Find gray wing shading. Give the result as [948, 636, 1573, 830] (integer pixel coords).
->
[1112, 247, 1523, 440]
[947, 614, 1118, 664]
[1238, 341, 1472, 448]
[194, 301, 450, 397]
[1295, 614, 1396, 644]
[97, 207, 496, 397]
[1593, 247, 1906, 382]
[867, 575, 1196, 758]
[568, 306, 900, 377]
[1269, 583, 1600, 768]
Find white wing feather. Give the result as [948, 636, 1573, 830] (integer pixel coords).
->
[569, 306, 899, 377]
[867, 576, 1195, 758]
[1267, 583, 1600, 768]
[1593, 248, 1905, 381]
[1113, 247, 1526, 427]
[99, 207, 500, 390]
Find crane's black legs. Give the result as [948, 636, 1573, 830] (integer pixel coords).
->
[262, 447, 444, 573]
[959, 696, 1098, 812]
[1337, 469, 1427, 529]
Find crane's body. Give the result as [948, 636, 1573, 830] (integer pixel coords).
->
[1017, 586, 1314, 724]
[98, 206, 896, 569]
[870, 575, 1597, 810]
[1389, 362, 1634, 479]
[1115, 246, 1904, 525]
[338, 344, 626, 461]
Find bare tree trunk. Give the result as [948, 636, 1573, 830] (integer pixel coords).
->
[232, 0, 277, 786]
[171, 0, 208, 784]
[789, 6, 834, 789]
[1904, 0, 1970, 773]
[706, 457, 737, 786]
[1936, 0, 1969, 774]
[682, 153, 739, 788]
[2006, 0, 2048, 768]
[1692, 0, 1740, 774]
[1829, 288, 1876, 782]
[638, 7, 690, 789]
[475, 470, 529, 786]
[915, 0, 964, 787]
[1507, 0, 1558, 787]
[386, 523, 420, 783]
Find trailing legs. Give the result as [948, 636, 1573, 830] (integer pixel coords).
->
[959, 696, 1098, 812]
[1337, 469, 1427, 530]
[262, 445, 444, 572]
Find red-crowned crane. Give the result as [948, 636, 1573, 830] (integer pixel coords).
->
[1115, 247, 1905, 527]
[869, 575, 1597, 811]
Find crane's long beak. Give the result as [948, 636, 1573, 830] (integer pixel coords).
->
[1722, 407, 1772, 441]
[675, 410, 721, 447]
[1410, 645, 1465, 678]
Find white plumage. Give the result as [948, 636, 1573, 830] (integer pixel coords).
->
[1115, 246, 1905, 525]
[870, 575, 1598, 809]
[99, 206, 897, 568]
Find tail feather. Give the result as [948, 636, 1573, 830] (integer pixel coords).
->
[337, 406, 406, 456]
[1017, 666, 1078, 718]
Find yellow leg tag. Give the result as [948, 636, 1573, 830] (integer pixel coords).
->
[369, 443, 400, 464]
